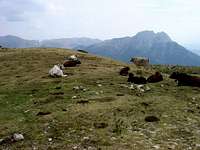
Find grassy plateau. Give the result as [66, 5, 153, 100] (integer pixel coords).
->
[0, 48, 200, 150]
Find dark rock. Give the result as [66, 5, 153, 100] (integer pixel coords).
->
[145, 116, 160, 122]
[50, 92, 64, 95]
[77, 99, 89, 104]
[36, 111, 51, 116]
[94, 122, 108, 129]
[141, 102, 149, 107]
[116, 93, 124, 96]
[55, 86, 62, 89]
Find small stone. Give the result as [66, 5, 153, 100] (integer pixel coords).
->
[145, 86, 151, 91]
[0, 139, 4, 144]
[145, 116, 160, 122]
[95, 92, 99, 95]
[192, 97, 196, 100]
[152, 145, 160, 149]
[72, 146, 78, 150]
[196, 144, 200, 148]
[130, 84, 135, 90]
[160, 84, 164, 87]
[140, 89, 145, 92]
[137, 85, 144, 89]
[100, 90, 104, 94]
[72, 96, 77, 99]
[48, 138, 53, 142]
[116, 93, 124, 96]
[73, 86, 80, 90]
[97, 84, 102, 87]
[83, 136, 90, 141]
[88, 146, 97, 150]
[13, 133, 24, 141]
[94, 122, 108, 129]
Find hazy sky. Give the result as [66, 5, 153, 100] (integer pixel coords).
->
[0, 0, 200, 48]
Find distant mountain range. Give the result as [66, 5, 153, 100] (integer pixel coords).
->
[0, 35, 101, 49]
[0, 31, 200, 66]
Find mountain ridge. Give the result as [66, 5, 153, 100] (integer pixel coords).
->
[85, 31, 200, 66]
[0, 31, 200, 66]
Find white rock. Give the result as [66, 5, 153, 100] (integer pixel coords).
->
[0, 139, 4, 143]
[83, 136, 90, 141]
[152, 145, 160, 149]
[145, 86, 151, 91]
[140, 89, 145, 92]
[97, 84, 102, 87]
[72, 96, 77, 99]
[13, 133, 24, 141]
[48, 138, 53, 142]
[137, 85, 144, 89]
[130, 84, 135, 90]
[72, 146, 78, 150]
[196, 144, 200, 148]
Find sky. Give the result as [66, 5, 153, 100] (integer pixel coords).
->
[0, 0, 200, 49]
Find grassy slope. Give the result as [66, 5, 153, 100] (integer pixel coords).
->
[0, 48, 200, 150]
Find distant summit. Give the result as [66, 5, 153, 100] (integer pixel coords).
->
[85, 31, 200, 66]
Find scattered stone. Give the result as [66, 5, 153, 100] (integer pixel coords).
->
[152, 145, 160, 149]
[82, 136, 90, 142]
[145, 116, 160, 122]
[72, 146, 78, 150]
[50, 92, 64, 95]
[0, 139, 4, 144]
[145, 85, 151, 91]
[141, 102, 149, 107]
[97, 84, 102, 87]
[77, 99, 89, 104]
[93, 122, 108, 129]
[116, 93, 124, 96]
[88, 146, 97, 150]
[72, 96, 77, 99]
[187, 109, 194, 113]
[55, 86, 61, 89]
[48, 138, 53, 142]
[137, 85, 144, 89]
[13, 133, 24, 141]
[36, 111, 51, 116]
[95, 92, 99, 95]
[100, 90, 104, 94]
[161, 84, 164, 87]
[129, 84, 135, 90]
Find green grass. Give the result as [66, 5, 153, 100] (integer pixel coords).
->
[0, 48, 200, 149]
